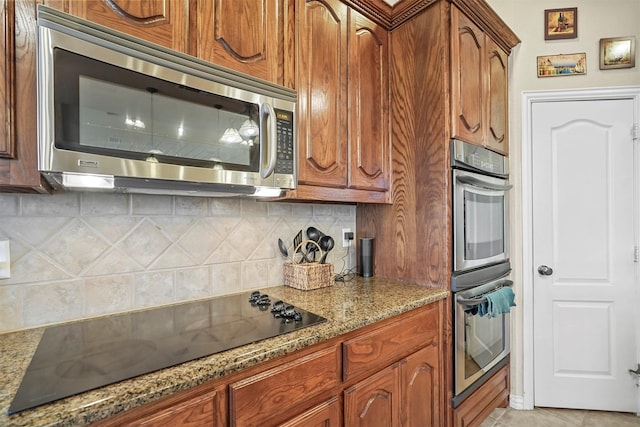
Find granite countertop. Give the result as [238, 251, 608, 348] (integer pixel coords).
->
[0, 277, 449, 427]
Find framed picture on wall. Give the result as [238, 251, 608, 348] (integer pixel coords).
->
[599, 36, 636, 69]
[544, 8, 578, 40]
[537, 53, 586, 77]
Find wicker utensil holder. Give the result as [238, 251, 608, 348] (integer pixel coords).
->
[283, 262, 334, 291]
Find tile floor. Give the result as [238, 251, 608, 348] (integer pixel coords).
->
[480, 407, 640, 426]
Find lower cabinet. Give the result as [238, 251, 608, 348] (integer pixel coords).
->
[94, 303, 443, 427]
[229, 345, 342, 427]
[94, 385, 227, 427]
[278, 397, 341, 427]
[453, 362, 510, 427]
[402, 344, 441, 426]
[344, 362, 401, 426]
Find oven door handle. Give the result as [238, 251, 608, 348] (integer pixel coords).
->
[456, 279, 514, 306]
[456, 175, 513, 191]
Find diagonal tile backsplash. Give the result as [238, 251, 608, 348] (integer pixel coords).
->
[0, 193, 356, 333]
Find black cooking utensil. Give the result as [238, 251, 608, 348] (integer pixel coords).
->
[277, 238, 289, 258]
[306, 226, 324, 242]
[319, 235, 335, 264]
[293, 230, 311, 263]
[306, 226, 325, 261]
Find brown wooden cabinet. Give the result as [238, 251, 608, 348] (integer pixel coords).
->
[401, 344, 441, 427]
[348, 11, 389, 192]
[94, 302, 444, 427]
[485, 36, 508, 155]
[356, 1, 519, 426]
[453, 362, 510, 427]
[296, 0, 348, 190]
[45, 0, 188, 53]
[0, 0, 14, 160]
[229, 345, 341, 427]
[44, 0, 294, 87]
[195, 0, 295, 88]
[451, 5, 509, 155]
[288, 0, 389, 203]
[95, 385, 227, 427]
[278, 397, 341, 427]
[344, 362, 401, 426]
[0, 0, 46, 192]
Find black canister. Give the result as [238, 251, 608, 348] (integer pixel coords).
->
[359, 237, 374, 277]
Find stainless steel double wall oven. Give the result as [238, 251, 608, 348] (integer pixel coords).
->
[450, 139, 512, 407]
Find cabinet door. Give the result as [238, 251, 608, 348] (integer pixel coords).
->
[344, 363, 401, 426]
[278, 397, 341, 427]
[296, 0, 348, 188]
[453, 362, 509, 427]
[0, 0, 45, 191]
[0, 0, 14, 159]
[485, 37, 508, 155]
[451, 8, 485, 146]
[196, 0, 293, 87]
[402, 344, 440, 427]
[348, 10, 389, 191]
[53, 0, 188, 53]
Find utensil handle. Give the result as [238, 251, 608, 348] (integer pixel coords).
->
[293, 240, 323, 264]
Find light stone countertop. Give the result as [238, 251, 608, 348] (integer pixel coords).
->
[0, 277, 449, 427]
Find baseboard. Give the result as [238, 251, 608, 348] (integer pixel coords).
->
[509, 394, 525, 410]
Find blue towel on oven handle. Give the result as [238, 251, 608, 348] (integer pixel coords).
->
[480, 287, 516, 318]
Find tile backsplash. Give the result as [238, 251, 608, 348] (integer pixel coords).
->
[0, 193, 356, 333]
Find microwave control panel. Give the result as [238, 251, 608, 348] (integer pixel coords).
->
[275, 109, 295, 175]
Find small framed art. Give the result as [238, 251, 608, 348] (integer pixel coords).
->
[537, 53, 586, 77]
[599, 36, 636, 69]
[544, 8, 577, 40]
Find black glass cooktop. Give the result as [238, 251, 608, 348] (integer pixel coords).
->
[9, 291, 325, 414]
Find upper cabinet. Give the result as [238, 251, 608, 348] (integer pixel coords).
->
[195, 0, 295, 88]
[47, 0, 188, 53]
[0, 0, 46, 192]
[289, 0, 390, 203]
[486, 36, 508, 155]
[44, 0, 294, 87]
[348, 12, 389, 192]
[296, 0, 349, 190]
[451, 6, 509, 155]
[0, 0, 15, 159]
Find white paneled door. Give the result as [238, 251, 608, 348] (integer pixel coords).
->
[532, 98, 638, 412]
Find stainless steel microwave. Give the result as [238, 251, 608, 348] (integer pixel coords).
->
[36, 6, 296, 197]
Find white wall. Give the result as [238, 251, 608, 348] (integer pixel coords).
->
[487, 0, 640, 405]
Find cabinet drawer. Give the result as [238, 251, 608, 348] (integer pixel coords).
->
[229, 345, 341, 427]
[343, 306, 438, 381]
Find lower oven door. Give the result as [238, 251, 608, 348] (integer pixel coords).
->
[453, 278, 511, 400]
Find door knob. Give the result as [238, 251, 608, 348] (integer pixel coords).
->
[537, 265, 553, 276]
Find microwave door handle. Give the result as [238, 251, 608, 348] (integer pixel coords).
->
[259, 103, 278, 178]
[455, 175, 513, 191]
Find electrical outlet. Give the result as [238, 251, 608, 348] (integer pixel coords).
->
[0, 240, 10, 279]
[342, 228, 353, 248]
